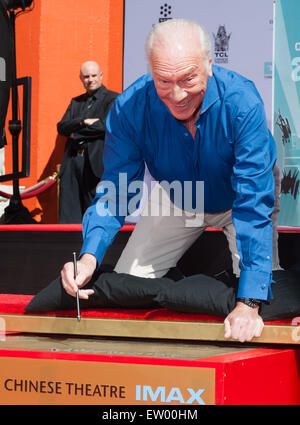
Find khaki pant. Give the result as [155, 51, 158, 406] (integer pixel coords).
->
[115, 165, 281, 277]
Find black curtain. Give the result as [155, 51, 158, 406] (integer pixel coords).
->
[0, 1, 12, 148]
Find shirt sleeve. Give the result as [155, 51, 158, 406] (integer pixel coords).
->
[72, 94, 118, 140]
[80, 99, 145, 266]
[57, 100, 84, 136]
[231, 102, 276, 301]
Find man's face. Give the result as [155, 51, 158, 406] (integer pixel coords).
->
[80, 64, 103, 95]
[150, 38, 212, 122]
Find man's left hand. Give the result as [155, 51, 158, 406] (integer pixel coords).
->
[224, 302, 264, 342]
[84, 118, 99, 126]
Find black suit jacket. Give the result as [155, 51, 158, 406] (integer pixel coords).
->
[57, 85, 118, 178]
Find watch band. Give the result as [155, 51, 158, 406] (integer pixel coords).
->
[237, 298, 262, 308]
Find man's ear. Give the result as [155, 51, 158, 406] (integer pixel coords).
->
[207, 56, 213, 77]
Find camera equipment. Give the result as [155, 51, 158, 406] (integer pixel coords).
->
[0, 0, 35, 224]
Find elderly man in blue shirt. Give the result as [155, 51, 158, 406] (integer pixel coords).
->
[61, 19, 278, 343]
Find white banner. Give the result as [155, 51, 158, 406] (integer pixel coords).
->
[123, 0, 273, 127]
[273, 0, 300, 226]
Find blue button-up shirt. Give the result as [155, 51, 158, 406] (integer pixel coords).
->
[81, 65, 276, 300]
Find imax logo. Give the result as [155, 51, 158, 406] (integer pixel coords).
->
[136, 385, 205, 405]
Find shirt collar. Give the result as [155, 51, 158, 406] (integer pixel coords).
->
[86, 84, 106, 100]
[198, 72, 219, 117]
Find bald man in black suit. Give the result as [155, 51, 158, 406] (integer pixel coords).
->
[57, 61, 118, 223]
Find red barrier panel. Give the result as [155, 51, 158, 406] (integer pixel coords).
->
[0, 224, 299, 232]
[0, 224, 135, 232]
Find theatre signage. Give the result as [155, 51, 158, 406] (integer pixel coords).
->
[0, 355, 215, 405]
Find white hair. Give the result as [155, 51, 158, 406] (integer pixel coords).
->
[145, 18, 211, 62]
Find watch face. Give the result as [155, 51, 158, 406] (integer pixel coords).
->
[248, 301, 260, 308]
[249, 298, 262, 305]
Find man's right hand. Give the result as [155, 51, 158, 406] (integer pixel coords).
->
[61, 253, 97, 299]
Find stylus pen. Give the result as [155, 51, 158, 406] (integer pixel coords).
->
[73, 252, 81, 322]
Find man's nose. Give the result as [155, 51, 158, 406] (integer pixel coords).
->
[170, 84, 187, 103]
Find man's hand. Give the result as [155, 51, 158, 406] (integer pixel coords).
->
[224, 302, 264, 342]
[84, 118, 99, 126]
[61, 253, 97, 299]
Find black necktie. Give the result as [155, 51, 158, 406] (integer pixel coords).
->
[86, 95, 94, 110]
